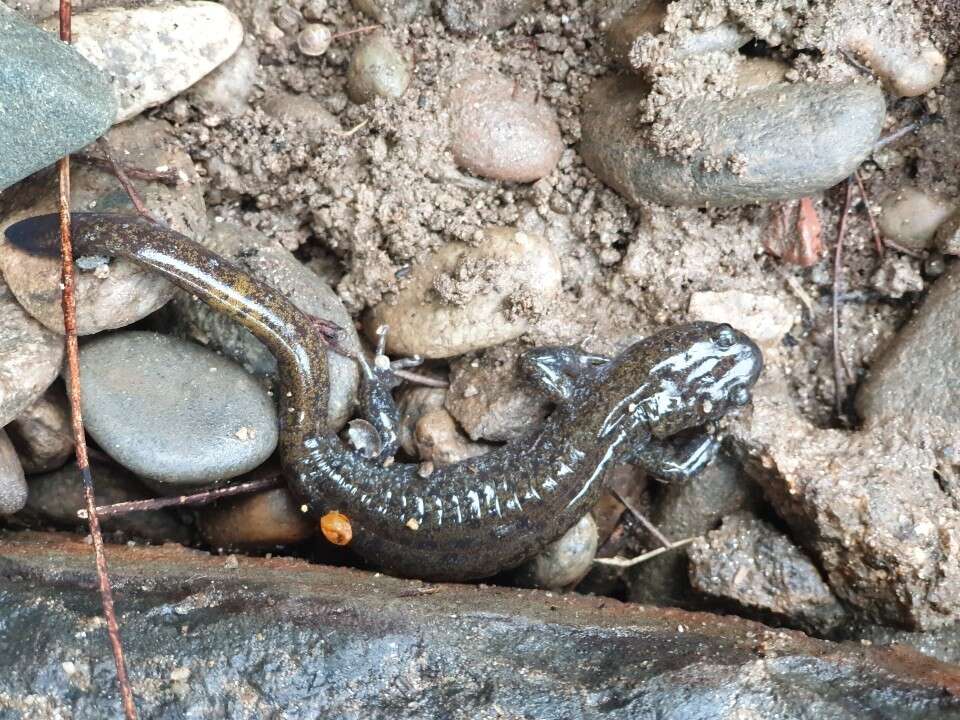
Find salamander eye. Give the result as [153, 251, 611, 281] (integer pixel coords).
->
[731, 386, 751, 406]
[715, 325, 737, 349]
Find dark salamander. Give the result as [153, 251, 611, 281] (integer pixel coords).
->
[6, 214, 763, 581]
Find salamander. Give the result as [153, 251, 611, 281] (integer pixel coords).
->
[6, 213, 763, 581]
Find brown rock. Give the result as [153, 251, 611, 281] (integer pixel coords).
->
[199, 487, 316, 549]
[440, 0, 543, 36]
[413, 409, 491, 465]
[448, 73, 563, 183]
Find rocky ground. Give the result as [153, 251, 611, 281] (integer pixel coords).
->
[0, 0, 959, 716]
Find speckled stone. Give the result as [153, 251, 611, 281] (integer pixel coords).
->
[366, 227, 562, 358]
[0, 117, 206, 335]
[515, 513, 598, 590]
[0, 429, 27, 515]
[165, 220, 359, 430]
[440, 0, 543, 36]
[581, 75, 886, 207]
[76, 332, 278, 491]
[0, 279, 63, 428]
[0, 3, 116, 190]
[40, 1, 244, 123]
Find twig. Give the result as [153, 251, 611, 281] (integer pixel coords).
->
[883, 238, 926, 259]
[391, 368, 449, 388]
[58, 3, 138, 718]
[854, 170, 884, 257]
[593, 537, 697, 568]
[97, 138, 161, 224]
[873, 115, 939, 150]
[610, 487, 673, 549]
[74, 153, 180, 186]
[80, 476, 282, 519]
[332, 119, 369, 138]
[832, 178, 855, 421]
[330, 24, 379, 40]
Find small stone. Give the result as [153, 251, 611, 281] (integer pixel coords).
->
[856, 264, 960, 431]
[199, 488, 315, 549]
[76, 332, 278, 491]
[688, 512, 847, 633]
[261, 91, 341, 134]
[0, 3, 116, 190]
[351, 0, 427, 24]
[41, 1, 244, 123]
[448, 72, 563, 183]
[396, 385, 448, 456]
[164, 220, 359, 429]
[302, 0, 328, 21]
[516, 514, 598, 590]
[688, 290, 796, 351]
[297, 23, 332, 57]
[413, 409, 491, 465]
[0, 280, 63, 428]
[440, 0, 544, 36]
[629, 453, 761, 606]
[169, 667, 191, 683]
[188, 41, 259, 116]
[21, 460, 191, 544]
[366, 227, 562, 358]
[346, 31, 411, 104]
[877, 187, 954, 251]
[0, 117, 206, 335]
[841, 27, 946, 97]
[445, 345, 551, 442]
[581, 76, 886, 207]
[0, 430, 27, 515]
[6, 386, 73, 474]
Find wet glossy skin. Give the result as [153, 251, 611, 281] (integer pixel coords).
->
[7, 214, 763, 581]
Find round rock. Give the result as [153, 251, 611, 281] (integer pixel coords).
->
[351, 0, 428, 24]
[41, 1, 244, 123]
[261, 91, 341, 134]
[6, 386, 73, 475]
[0, 279, 64, 428]
[448, 72, 564, 183]
[76, 332, 279, 491]
[581, 75, 886, 207]
[877, 187, 954, 251]
[366, 227, 562, 358]
[0, 117, 206, 335]
[688, 290, 796, 351]
[440, 0, 544, 36]
[0, 3, 116, 191]
[346, 31, 411, 104]
[165, 220, 360, 429]
[516, 513, 598, 590]
[0, 430, 27, 515]
[199, 487, 315, 549]
[188, 40, 259, 116]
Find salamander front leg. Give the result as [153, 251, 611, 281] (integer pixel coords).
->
[625, 427, 721, 482]
[519, 346, 610, 402]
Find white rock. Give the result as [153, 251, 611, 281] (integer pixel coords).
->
[188, 41, 258, 115]
[0, 429, 26, 515]
[688, 290, 796, 350]
[42, 1, 244, 122]
[878, 187, 955, 251]
[366, 227, 562, 358]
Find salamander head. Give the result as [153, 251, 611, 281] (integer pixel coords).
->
[599, 322, 763, 441]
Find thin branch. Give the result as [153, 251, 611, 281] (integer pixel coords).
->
[854, 170, 884, 257]
[59, 5, 137, 717]
[97, 138, 161, 224]
[610, 487, 673, 549]
[74, 153, 180, 185]
[80, 476, 282, 519]
[593, 537, 697, 568]
[329, 24, 379, 41]
[832, 178, 855, 422]
[391, 368, 449, 388]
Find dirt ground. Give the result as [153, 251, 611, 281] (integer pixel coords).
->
[159, 0, 958, 433]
